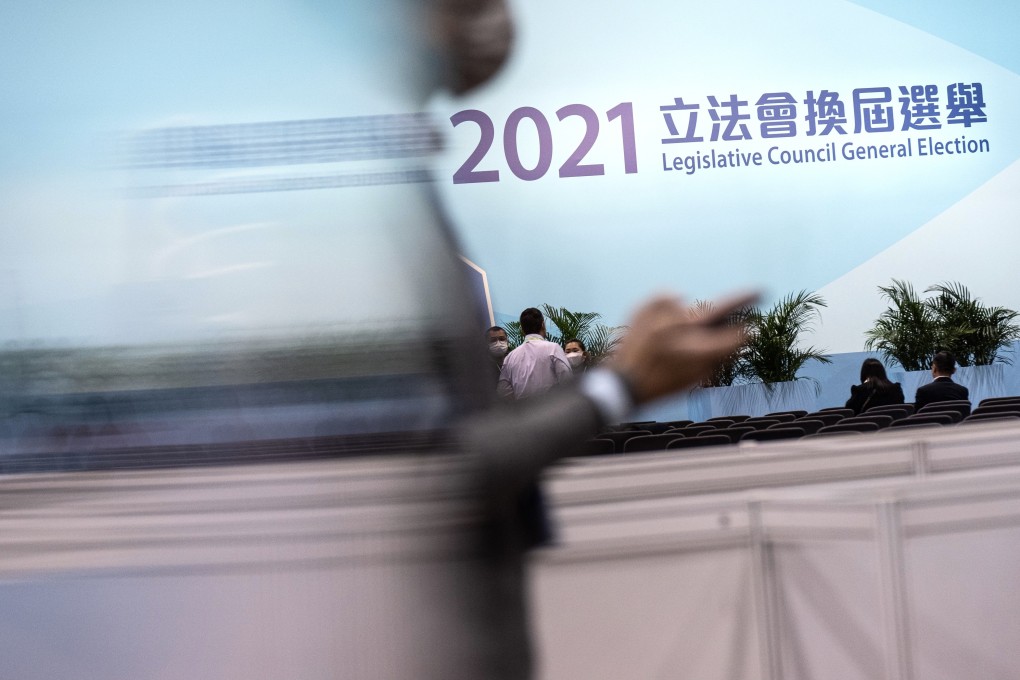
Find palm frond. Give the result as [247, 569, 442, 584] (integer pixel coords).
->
[544, 306, 599, 345]
[742, 290, 830, 385]
[504, 321, 524, 350]
[584, 323, 625, 366]
[924, 282, 1020, 366]
[865, 279, 938, 371]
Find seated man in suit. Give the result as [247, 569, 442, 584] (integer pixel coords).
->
[914, 351, 970, 410]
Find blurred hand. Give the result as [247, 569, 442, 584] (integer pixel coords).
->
[611, 293, 757, 404]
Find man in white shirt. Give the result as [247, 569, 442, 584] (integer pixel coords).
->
[497, 308, 572, 400]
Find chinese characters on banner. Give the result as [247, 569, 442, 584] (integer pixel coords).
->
[661, 82, 987, 144]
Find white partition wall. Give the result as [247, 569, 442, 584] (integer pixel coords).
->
[534, 422, 1020, 679]
[4, 423, 1020, 678]
[760, 478, 1020, 680]
[535, 532, 761, 680]
[0, 457, 495, 680]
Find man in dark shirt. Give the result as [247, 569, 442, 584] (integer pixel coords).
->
[914, 351, 970, 410]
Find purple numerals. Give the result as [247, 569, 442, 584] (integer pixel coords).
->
[504, 107, 553, 181]
[607, 102, 638, 174]
[556, 104, 604, 177]
[451, 109, 500, 184]
[450, 102, 638, 183]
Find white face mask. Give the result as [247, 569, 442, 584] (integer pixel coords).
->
[566, 352, 585, 368]
[489, 340, 508, 357]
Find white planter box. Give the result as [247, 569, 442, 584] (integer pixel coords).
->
[687, 380, 819, 420]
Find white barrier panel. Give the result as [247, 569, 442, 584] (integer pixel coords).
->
[0, 457, 496, 680]
[4, 422, 1020, 679]
[534, 422, 1020, 680]
[757, 473, 1020, 680]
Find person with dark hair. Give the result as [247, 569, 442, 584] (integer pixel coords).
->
[497, 308, 570, 399]
[519, 308, 544, 337]
[914, 350, 970, 410]
[564, 338, 588, 374]
[487, 325, 510, 385]
[845, 358, 905, 414]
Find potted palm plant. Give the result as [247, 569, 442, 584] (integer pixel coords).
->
[741, 290, 832, 384]
[688, 291, 830, 418]
[864, 279, 939, 372]
[926, 282, 1020, 366]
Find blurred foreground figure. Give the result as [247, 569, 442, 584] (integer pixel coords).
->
[454, 295, 751, 678]
[0, 1, 750, 679]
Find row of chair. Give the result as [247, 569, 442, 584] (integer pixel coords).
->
[584, 397, 1020, 454]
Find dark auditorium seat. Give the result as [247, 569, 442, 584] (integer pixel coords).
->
[889, 413, 955, 427]
[765, 411, 805, 421]
[640, 423, 674, 434]
[619, 421, 656, 429]
[817, 422, 880, 434]
[841, 414, 895, 430]
[676, 424, 720, 437]
[741, 426, 806, 442]
[977, 396, 1020, 408]
[816, 407, 855, 418]
[864, 404, 913, 420]
[714, 426, 755, 443]
[583, 438, 616, 455]
[917, 400, 971, 419]
[624, 434, 686, 453]
[667, 434, 732, 450]
[709, 414, 750, 423]
[662, 419, 694, 430]
[596, 430, 652, 451]
[782, 418, 825, 434]
[741, 418, 783, 430]
[695, 419, 735, 429]
[800, 412, 847, 427]
[971, 404, 1020, 417]
[914, 407, 964, 423]
[961, 412, 1020, 424]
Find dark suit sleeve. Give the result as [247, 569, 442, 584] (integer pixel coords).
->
[845, 384, 870, 414]
[913, 385, 926, 411]
[455, 385, 603, 507]
[892, 382, 905, 404]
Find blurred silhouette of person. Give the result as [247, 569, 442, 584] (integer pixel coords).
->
[564, 338, 589, 375]
[497, 308, 571, 400]
[845, 358, 905, 414]
[454, 294, 753, 679]
[425, 4, 756, 678]
[914, 350, 969, 410]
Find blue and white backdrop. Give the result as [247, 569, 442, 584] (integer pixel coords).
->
[436, 0, 1020, 356]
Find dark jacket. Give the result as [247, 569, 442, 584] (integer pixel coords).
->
[846, 380, 905, 415]
[914, 377, 969, 411]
